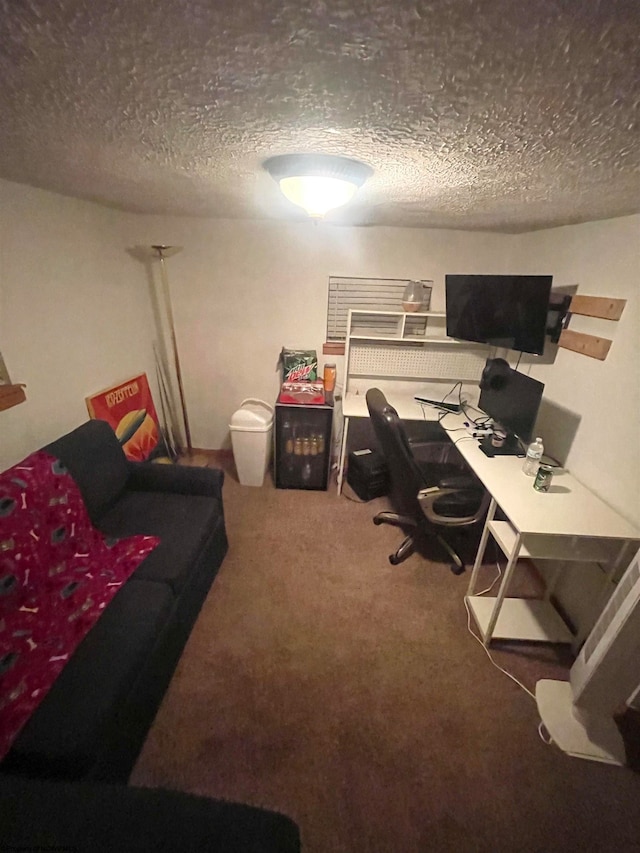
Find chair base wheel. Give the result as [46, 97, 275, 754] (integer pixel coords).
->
[373, 517, 384, 526]
[389, 554, 401, 565]
[450, 563, 466, 576]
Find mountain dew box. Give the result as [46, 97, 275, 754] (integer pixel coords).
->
[281, 348, 318, 381]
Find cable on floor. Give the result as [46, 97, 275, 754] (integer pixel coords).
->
[464, 596, 536, 701]
[464, 556, 536, 702]
[538, 722, 554, 745]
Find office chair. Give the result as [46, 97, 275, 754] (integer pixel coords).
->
[365, 388, 488, 574]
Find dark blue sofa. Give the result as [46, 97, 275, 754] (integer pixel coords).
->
[1, 419, 229, 783]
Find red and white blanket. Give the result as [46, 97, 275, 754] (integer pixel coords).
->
[0, 450, 159, 760]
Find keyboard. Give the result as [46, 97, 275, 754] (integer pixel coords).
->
[413, 396, 461, 412]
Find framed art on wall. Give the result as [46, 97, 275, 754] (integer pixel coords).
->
[86, 373, 171, 463]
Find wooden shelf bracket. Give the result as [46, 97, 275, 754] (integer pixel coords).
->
[0, 384, 27, 412]
[557, 293, 627, 361]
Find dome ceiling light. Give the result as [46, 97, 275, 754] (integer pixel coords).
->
[264, 154, 373, 219]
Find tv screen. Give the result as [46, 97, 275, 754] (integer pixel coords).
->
[445, 275, 553, 355]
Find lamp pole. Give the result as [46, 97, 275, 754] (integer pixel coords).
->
[151, 245, 192, 455]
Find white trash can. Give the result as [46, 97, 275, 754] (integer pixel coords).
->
[229, 398, 274, 486]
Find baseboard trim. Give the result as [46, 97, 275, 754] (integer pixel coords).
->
[178, 448, 233, 467]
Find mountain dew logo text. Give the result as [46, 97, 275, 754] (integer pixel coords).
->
[286, 364, 315, 381]
[282, 348, 317, 381]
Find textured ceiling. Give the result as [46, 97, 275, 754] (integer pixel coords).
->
[0, 0, 638, 231]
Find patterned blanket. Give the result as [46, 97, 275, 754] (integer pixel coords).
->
[0, 450, 159, 760]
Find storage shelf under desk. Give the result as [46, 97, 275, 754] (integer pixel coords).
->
[466, 596, 574, 643]
[489, 520, 614, 563]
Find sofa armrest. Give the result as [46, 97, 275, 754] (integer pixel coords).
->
[126, 461, 224, 499]
[0, 775, 301, 853]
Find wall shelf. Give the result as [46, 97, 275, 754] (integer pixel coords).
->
[344, 310, 487, 384]
[558, 329, 612, 361]
[348, 310, 447, 342]
[556, 293, 627, 361]
[349, 334, 457, 344]
[0, 384, 26, 412]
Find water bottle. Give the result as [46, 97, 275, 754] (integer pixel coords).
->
[522, 436, 544, 476]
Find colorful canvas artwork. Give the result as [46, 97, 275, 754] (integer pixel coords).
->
[86, 374, 170, 462]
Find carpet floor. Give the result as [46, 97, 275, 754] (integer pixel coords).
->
[130, 459, 640, 852]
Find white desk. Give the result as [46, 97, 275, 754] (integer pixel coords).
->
[338, 390, 640, 645]
[459, 445, 640, 645]
[337, 391, 445, 495]
[338, 308, 487, 494]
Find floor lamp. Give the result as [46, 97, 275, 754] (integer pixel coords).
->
[151, 245, 193, 455]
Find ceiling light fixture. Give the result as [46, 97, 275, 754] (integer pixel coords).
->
[264, 154, 373, 218]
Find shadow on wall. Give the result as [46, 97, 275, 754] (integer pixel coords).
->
[535, 397, 581, 467]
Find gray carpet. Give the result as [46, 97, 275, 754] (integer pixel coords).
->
[130, 461, 640, 852]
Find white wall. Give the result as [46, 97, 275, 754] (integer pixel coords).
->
[0, 179, 158, 471]
[126, 215, 508, 449]
[2, 178, 637, 537]
[506, 216, 640, 632]
[0, 181, 509, 469]
[508, 215, 640, 528]
[1, 178, 637, 637]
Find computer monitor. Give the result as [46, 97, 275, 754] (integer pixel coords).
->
[478, 361, 545, 457]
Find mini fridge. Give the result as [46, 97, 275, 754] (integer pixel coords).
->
[274, 402, 333, 490]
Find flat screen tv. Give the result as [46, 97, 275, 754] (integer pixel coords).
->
[445, 274, 553, 355]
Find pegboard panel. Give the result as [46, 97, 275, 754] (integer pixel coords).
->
[348, 342, 487, 380]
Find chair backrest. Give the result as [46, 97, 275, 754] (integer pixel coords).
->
[365, 388, 427, 516]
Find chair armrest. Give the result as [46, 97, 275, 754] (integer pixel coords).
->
[126, 462, 224, 499]
[438, 474, 482, 491]
[418, 485, 489, 526]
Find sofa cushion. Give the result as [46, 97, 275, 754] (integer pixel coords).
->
[98, 490, 223, 595]
[4, 578, 174, 779]
[44, 420, 130, 522]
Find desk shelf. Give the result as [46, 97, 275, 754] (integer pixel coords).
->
[489, 520, 614, 563]
[344, 309, 487, 382]
[466, 491, 640, 647]
[348, 334, 456, 344]
[348, 310, 447, 342]
[337, 308, 488, 496]
[466, 595, 574, 643]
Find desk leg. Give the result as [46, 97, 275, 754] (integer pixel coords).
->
[483, 534, 522, 645]
[544, 561, 564, 603]
[467, 498, 497, 595]
[337, 416, 350, 496]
